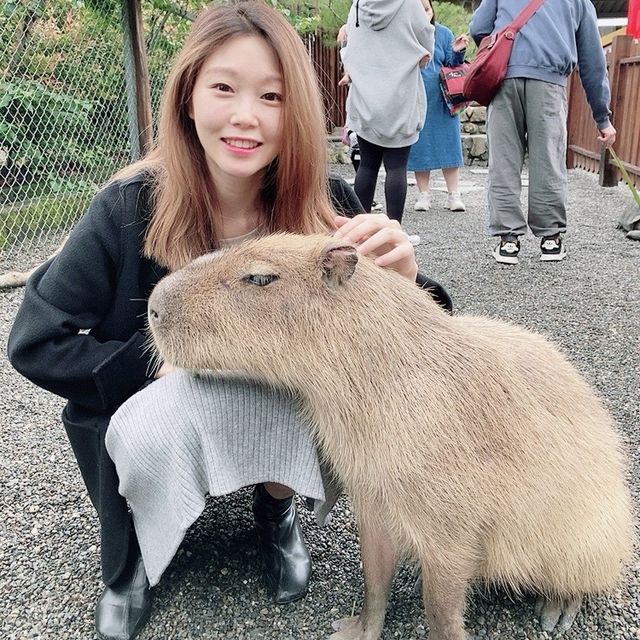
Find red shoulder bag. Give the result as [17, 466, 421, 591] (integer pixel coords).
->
[463, 0, 546, 106]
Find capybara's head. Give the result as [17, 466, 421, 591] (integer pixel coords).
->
[148, 233, 372, 373]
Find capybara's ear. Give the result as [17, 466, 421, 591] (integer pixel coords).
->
[320, 243, 358, 288]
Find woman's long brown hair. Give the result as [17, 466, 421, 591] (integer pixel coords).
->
[113, 2, 335, 271]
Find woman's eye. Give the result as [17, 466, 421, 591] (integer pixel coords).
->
[212, 83, 233, 92]
[262, 92, 282, 102]
[243, 274, 279, 286]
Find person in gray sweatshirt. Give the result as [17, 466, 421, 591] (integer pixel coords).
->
[340, 0, 434, 224]
[470, 0, 616, 265]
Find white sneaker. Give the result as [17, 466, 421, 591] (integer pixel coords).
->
[371, 200, 383, 211]
[447, 192, 466, 212]
[414, 192, 431, 211]
[407, 234, 421, 246]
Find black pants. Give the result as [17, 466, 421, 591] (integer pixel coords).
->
[354, 136, 411, 223]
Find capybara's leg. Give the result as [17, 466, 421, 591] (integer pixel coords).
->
[330, 517, 395, 640]
[535, 594, 582, 633]
[420, 559, 469, 640]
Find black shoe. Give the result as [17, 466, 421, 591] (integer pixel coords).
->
[540, 234, 567, 261]
[95, 551, 153, 640]
[252, 483, 311, 604]
[492, 234, 520, 264]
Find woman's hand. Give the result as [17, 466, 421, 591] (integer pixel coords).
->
[338, 72, 351, 87]
[419, 53, 431, 68]
[333, 214, 419, 281]
[452, 34, 470, 52]
[155, 362, 177, 378]
[337, 24, 348, 46]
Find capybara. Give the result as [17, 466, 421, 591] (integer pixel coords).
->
[147, 233, 633, 640]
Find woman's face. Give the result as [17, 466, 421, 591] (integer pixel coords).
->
[421, 0, 434, 21]
[189, 35, 284, 187]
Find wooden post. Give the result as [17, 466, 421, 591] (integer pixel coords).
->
[122, 0, 153, 159]
[600, 35, 632, 187]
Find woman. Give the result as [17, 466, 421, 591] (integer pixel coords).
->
[340, 0, 435, 223]
[8, 3, 449, 639]
[409, 1, 470, 212]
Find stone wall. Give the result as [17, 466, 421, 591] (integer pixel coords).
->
[327, 104, 489, 167]
[460, 105, 488, 166]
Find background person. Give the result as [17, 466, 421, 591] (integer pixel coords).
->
[408, 0, 469, 213]
[470, 0, 616, 264]
[340, 0, 435, 224]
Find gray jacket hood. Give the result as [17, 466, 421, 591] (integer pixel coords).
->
[355, 0, 407, 30]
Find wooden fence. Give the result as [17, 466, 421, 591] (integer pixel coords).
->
[306, 34, 348, 132]
[567, 35, 640, 188]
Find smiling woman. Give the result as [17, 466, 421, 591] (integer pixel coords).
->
[188, 35, 285, 197]
[6, 2, 445, 639]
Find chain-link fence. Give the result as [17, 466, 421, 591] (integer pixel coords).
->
[0, 0, 203, 267]
[0, 0, 472, 270]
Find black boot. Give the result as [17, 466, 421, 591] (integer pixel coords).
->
[252, 483, 311, 604]
[95, 536, 153, 640]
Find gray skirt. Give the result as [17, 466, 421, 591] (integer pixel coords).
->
[105, 370, 339, 586]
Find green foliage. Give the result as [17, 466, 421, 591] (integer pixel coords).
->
[0, 192, 92, 249]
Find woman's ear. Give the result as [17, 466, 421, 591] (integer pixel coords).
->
[320, 243, 358, 288]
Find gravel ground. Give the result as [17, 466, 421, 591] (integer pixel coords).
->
[1, 164, 638, 640]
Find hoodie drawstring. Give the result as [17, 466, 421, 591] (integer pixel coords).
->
[355, 0, 360, 26]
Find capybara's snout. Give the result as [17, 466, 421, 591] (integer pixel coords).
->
[147, 277, 171, 329]
[147, 271, 189, 340]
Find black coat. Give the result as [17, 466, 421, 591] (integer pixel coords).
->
[8, 172, 451, 586]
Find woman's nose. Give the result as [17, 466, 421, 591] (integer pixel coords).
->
[230, 98, 259, 126]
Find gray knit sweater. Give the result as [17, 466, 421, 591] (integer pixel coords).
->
[340, 0, 435, 147]
[105, 370, 339, 586]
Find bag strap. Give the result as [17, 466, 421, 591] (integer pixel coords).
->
[510, 0, 546, 32]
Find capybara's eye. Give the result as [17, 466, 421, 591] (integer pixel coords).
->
[242, 273, 279, 287]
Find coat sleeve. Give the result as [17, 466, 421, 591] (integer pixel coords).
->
[441, 27, 466, 67]
[469, 0, 498, 46]
[575, 3, 612, 129]
[418, 22, 436, 59]
[329, 173, 365, 217]
[7, 184, 153, 411]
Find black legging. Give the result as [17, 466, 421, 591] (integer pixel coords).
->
[353, 136, 412, 223]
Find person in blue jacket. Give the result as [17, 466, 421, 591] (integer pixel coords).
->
[409, 0, 470, 213]
[470, 0, 616, 265]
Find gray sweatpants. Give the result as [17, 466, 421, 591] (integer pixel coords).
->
[486, 78, 568, 238]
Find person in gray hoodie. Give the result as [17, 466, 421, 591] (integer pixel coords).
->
[340, 0, 435, 224]
[470, 0, 616, 265]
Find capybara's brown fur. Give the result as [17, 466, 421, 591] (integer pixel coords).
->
[148, 233, 632, 640]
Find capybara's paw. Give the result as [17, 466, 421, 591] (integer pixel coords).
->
[329, 616, 381, 640]
[535, 594, 582, 633]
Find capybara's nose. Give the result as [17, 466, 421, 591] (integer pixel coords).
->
[148, 304, 162, 326]
[147, 285, 166, 326]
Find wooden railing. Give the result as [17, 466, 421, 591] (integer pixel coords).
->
[567, 35, 640, 188]
[305, 34, 348, 132]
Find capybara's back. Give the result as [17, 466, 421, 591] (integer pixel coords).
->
[148, 233, 633, 638]
[439, 313, 632, 597]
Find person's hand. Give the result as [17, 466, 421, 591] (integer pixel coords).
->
[419, 53, 431, 68]
[338, 72, 351, 87]
[597, 124, 616, 148]
[452, 33, 470, 52]
[333, 214, 419, 281]
[155, 361, 177, 378]
[337, 24, 348, 46]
